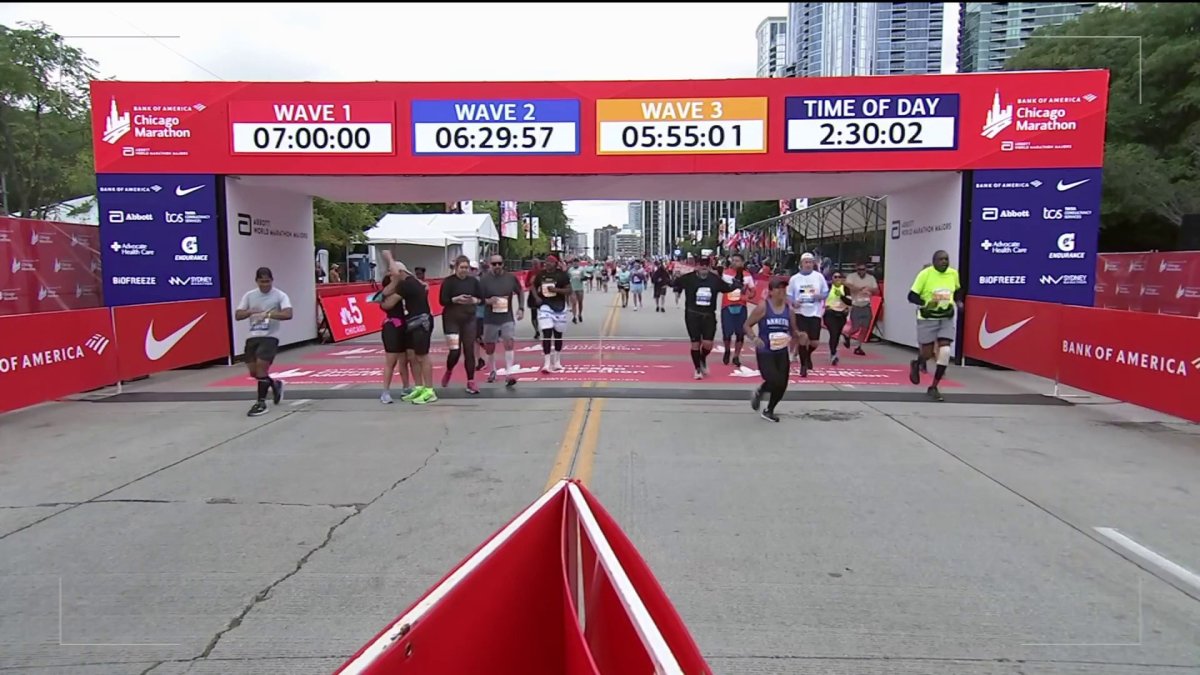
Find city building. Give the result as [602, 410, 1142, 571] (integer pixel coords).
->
[786, 2, 943, 77]
[627, 202, 643, 236]
[592, 224, 620, 261]
[568, 230, 589, 258]
[756, 16, 789, 77]
[958, 3, 1099, 73]
[614, 231, 643, 260]
[640, 201, 742, 258]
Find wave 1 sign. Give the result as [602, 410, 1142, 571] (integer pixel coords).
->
[97, 174, 221, 306]
[968, 168, 1101, 306]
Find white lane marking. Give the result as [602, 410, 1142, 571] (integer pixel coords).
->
[331, 383, 351, 390]
[289, 399, 312, 407]
[1094, 527, 1200, 593]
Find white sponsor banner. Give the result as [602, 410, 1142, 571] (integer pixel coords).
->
[225, 179, 317, 352]
[882, 173, 964, 348]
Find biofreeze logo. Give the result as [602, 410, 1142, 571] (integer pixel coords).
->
[978, 275, 1026, 285]
[1061, 341, 1191, 377]
[0, 345, 90, 374]
[112, 276, 156, 285]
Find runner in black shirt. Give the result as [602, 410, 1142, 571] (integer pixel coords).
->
[672, 256, 733, 380]
[439, 255, 485, 394]
[531, 255, 572, 373]
[380, 251, 436, 404]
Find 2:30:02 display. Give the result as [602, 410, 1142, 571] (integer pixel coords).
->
[819, 121, 924, 146]
[621, 123, 743, 149]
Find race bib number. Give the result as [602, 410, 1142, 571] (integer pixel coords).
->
[696, 287, 713, 307]
[769, 332, 790, 351]
[933, 288, 953, 306]
[492, 297, 509, 313]
[447, 333, 460, 350]
[727, 289, 741, 302]
[250, 316, 270, 335]
[542, 282, 556, 297]
[800, 286, 817, 304]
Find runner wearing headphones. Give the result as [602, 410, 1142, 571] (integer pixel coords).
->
[672, 255, 733, 379]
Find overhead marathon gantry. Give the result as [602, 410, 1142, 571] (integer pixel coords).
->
[88, 71, 1110, 352]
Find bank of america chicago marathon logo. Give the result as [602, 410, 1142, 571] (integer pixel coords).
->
[100, 98, 202, 145]
[981, 90, 1094, 151]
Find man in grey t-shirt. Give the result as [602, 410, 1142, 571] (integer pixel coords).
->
[478, 254, 525, 387]
[234, 267, 293, 417]
[842, 260, 879, 356]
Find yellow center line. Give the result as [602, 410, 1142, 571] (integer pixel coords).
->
[544, 289, 618, 491]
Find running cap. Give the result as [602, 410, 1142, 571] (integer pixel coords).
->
[800, 252, 815, 261]
[545, 255, 560, 265]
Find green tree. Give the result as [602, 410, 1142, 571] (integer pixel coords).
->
[1005, 4, 1200, 250]
[738, 200, 782, 226]
[313, 197, 377, 250]
[0, 21, 97, 217]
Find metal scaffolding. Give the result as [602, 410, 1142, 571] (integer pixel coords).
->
[742, 195, 888, 272]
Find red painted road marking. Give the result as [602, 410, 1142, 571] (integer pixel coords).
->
[209, 362, 956, 387]
[305, 340, 881, 360]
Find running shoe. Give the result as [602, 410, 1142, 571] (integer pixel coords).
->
[751, 386, 763, 411]
[927, 386, 944, 402]
[693, 369, 703, 380]
[723, 350, 731, 366]
[760, 409, 780, 423]
[400, 387, 414, 397]
[413, 388, 438, 405]
[476, 357, 486, 371]
[380, 391, 393, 404]
[466, 380, 480, 395]
[700, 362, 709, 377]
[270, 379, 284, 405]
[401, 387, 423, 403]
[799, 360, 808, 378]
[909, 359, 922, 385]
[487, 369, 497, 384]
[441, 370, 452, 388]
[732, 356, 741, 368]
[854, 347, 866, 356]
[247, 401, 268, 417]
[505, 376, 518, 388]
[843, 335, 851, 349]
[831, 354, 840, 367]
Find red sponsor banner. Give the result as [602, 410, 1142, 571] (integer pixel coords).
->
[1096, 252, 1200, 317]
[965, 296, 1200, 423]
[1057, 305, 1200, 423]
[93, 70, 1107, 176]
[0, 308, 118, 413]
[111, 298, 230, 380]
[0, 217, 103, 317]
[319, 292, 388, 342]
[335, 480, 710, 675]
[963, 296, 1060, 380]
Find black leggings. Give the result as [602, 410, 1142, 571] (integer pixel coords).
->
[824, 311, 848, 356]
[541, 328, 564, 354]
[757, 349, 790, 412]
[445, 317, 478, 379]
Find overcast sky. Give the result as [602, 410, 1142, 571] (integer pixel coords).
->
[2, 2, 958, 242]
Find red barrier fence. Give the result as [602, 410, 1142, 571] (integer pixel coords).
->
[1, 298, 233, 414]
[1095, 251, 1200, 316]
[964, 296, 1200, 422]
[320, 279, 447, 343]
[0, 217, 103, 316]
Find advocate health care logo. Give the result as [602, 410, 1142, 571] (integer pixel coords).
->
[101, 98, 204, 157]
[981, 89, 1095, 152]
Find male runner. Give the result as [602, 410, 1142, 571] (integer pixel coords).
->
[235, 267, 292, 417]
[480, 254, 524, 387]
[786, 252, 829, 378]
[672, 256, 733, 380]
[651, 261, 671, 313]
[720, 253, 756, 368]
[908, 249, 963, 402]
[439, 255, 484, 395]
[823, 272, 851, 366]
[532, 255, 572, 373]
[843, 260, 878, 355]
[568, 258, 586, 323]
[745, 276, 801, 422]
[381, 251, 436, 404]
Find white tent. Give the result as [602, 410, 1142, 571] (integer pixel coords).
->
[423, 214, 500, 266]
[364, 215, 465, 279]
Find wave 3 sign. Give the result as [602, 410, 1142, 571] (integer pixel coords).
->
[98, 174, 221, 306]
[968, 168, 1101, 306]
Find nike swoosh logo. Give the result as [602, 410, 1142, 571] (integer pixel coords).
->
[978, 313, 1033, 350]
[145, 313, 207, 361]
[175, 185, 205, 197]
[1057, 179, 1089, 192]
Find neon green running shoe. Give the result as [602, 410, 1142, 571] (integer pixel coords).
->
[401, 387, 423, 402]
[413, 388, 438, 405]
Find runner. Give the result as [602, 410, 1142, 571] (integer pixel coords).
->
[525, 259, 543, 339]
[598, 264, 610, 293]
[843, 260, 878, 355]
[568, 258, 586, 323]
[584, 260, 595, 292]
[532, 255, 572, 373]
[672, 255, 733, 380]
[630, 262, 647, 312]
[616, 266, 632, 308]
[823, 271, 851, 366]
[480, 254, 525, 387]
[786, 252, 829, 378]
[908, 250, 963, 402]
[651, 261, 671, 313]
[235, 267, 292, 417]
[378, 270, 413, 404]
[439, 255, 484, 395]
[381, 251, 436, 404]
[745, 276, 799, 423]
[720, 253, 756, 368]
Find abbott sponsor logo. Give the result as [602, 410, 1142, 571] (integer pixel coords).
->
[1062, 341, 1192, 377]
[0, 341, 97, 374]
[1049, 233, 1086, 260]
[1040, 274, 1089, 286]
[980, 239, 1027, 255]
[168, 276, 214, 286]
[111, 276, 157, 286]
[108, 210, 153, 224]
[978, 275, 1026, 286]
[175, 236, 209, 262]
[981, 207, 1029, 221]
[978, 314, 1033, 350]
[145, 314, 207, 361]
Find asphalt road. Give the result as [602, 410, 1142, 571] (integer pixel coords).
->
[1, 285, 1197, 674]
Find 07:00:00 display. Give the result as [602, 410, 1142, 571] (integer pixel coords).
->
[252, 126, 374, 150]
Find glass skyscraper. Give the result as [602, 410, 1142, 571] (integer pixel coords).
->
[641, 201, 743, 258]
[756, 17, 789, 77]
[786, 2, 943, 77]
[958, 3, 1099, 73]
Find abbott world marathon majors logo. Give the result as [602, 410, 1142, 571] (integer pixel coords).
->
[890, 219, 952, 240]
[236, 213, 309, 240]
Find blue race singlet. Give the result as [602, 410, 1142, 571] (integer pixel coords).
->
[759, 300, 792, 353]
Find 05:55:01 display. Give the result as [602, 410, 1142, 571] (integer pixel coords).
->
[621, 124, 743, 148]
